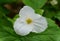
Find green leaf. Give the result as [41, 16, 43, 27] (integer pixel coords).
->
[43, 5, 56, 18]
[43, 11, 55, 18]
[0, 6, 10, 20]
[43, 18, 60, 35]
[23, 0, 47, 9]
[13, 14, 19, 22]
[0, 16, 21, 41]
[0, 17, 60, 41]
[0, 6, 10, 15]
[55, 11, 60, 21]
[35, 9, 44, 15]
[0, 0, 17, 4]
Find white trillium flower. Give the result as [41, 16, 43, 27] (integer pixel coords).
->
[50, 0, 58, 5]
[13, 6, 48, 36]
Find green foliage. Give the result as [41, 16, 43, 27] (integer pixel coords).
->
[35, 9, 44, 15]
[13, 14, 19, 22]
[0, 6, 10, 15]
[43, 4, 56, 18]
[0, 0, 17, 4]
[23, 0, 47, 9]
[55, 11, 60, 21]
[43, 10, 55, 18]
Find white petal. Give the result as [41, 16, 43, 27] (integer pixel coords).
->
[13, 18, 32, 36]
[30, 14, 41, 20]
[19, 6, 35, 17]
[32, 16, 48, 33]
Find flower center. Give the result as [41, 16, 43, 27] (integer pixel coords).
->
[26, 18, 32, 24]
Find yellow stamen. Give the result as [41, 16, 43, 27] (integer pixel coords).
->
[26, 18, 32, 24]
